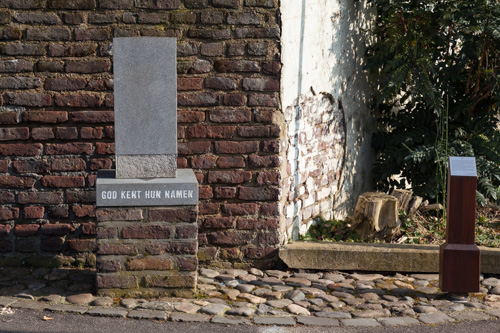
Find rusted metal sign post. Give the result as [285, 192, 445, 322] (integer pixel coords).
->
[439, 157, 480, 293]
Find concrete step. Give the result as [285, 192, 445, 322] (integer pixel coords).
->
[279, 242, 500, 274]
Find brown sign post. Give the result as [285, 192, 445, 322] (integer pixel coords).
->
[439, 157, 480, 293]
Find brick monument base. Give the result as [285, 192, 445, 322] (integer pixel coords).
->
[95, 205, 198, 298]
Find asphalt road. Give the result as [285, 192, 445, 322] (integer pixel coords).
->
[0, 309, 499, 333]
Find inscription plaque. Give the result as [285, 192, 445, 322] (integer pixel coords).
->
[96, 169, 198, 207]
[449, 156, 477, 177]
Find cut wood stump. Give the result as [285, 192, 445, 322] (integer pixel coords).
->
[391, 189, 413, 213]
[352, 192, 400, 240]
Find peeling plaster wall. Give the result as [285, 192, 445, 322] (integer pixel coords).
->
[280, 0, 376, 240]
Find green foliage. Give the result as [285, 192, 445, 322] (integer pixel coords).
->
[367, 0, 500, 205]
[299, 216, 361, 242]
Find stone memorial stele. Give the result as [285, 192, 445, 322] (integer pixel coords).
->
[96, 37, 198, 206]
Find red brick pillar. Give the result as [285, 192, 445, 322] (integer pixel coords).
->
[96, 206, 198, 298]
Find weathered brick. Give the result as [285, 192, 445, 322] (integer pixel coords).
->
[97, 208, 143, 221]
[177, 42, 199, 56]
[244, 247, 277, 259]
[47, 205, 69, 218]
[227, 11, 260, 25]
[0, 143, 42, 156]
[0, 224, 11, 238]
[262, 60, 281, 75]
[16, 238, 36, 252]
[0, 159, 7, 172]
[146, 241, 197, 255]
[214, 60, 260, 73]
[235, 27, 280, 38]
[199, 187, 213, 200]
[41, 237, 63, 251]
[260, 203, 279, 216]
[149, 207, 197, 223]
[88, 13, 119, 24]
[0, 26, 21, 40]
[208, 170, 252, 184]
[26, 27, 71, 41]
[14, 224, 39, 237]
[96, 259, 121, 273]
[66, 190, 95, 203]
[81, 222, 96, 235]
[40, 223, 75, 236]
[48, 43, 97, 57]
[237, 218, 278, 230]
[1, 76, 40, 90]
[14, 12, 60, 24]
[51, 158, 86, 172]
[175, 224, 197, 238]
[205, 77, 238, 90]
[96, 226, 118, 239]
[0, 59, 33, 72]
[0, 176, 35, 188]
[54, 94, 103, 108]
[75, 28, 111, 41]
[31, 127, 56, 140]
[0, 112, 18, 125]
[66, 239, 96, 252]
[215, 141, 258, 154]
[45, 143, 93, 155]
[257, 171, 280, 185]
[98, 243, 137, 255]
[22, 111, 68, 123]
[0, 191, 15, 204]
[207, 231, 251, 245]
[0, 206, 19, 220]
[198, 202, 218, 214]
[178, 141, 211, 154]
[191, 155, 217, 169]
[23, 206, 44, 219]
[177, 257, 197, 271]
[63, 12, 86, 24]
[18, 191, 63, 205]
[48, 0, 96, 10]
[201, 43, 224, 56]
[71, 111, 114, 123]
[55, 127, 78, 140]
[37, 60, 64, 72]
[71, 205, 95, 218]
[214, 186, 237, 199]
[245, 0, 275, 7]
[238, 125, 279, 138]
[42, 175, 85, 188]
[184, 0, 209, 8]
[248, 42, 268, 55]
[177, 77, 203, 91]
[242, 78, 279, 91]
[248, 155, 280, 168]
[0, 127, 29, 141]
[178, 110, 204, 123]
[65, 60, 110, 73]
[96, 275, 138, 289]
[248, 93, 279, 107]
[187, 28, 231, 40]
[45, 78, 87, 91]
[3, 92, 52, 107]
[257, 231, 279, 244]
[216, 156, 245, 168]
[212, 0, 240, 8]
[203, 216, 234, 229]
[135, 0, 181, 8]
[0, 9, 11, 24]
[122, 225, 172, 239]
[223, 93, 246, 106]
[209, 110, 251, 123]
[227, 43, 245, 56]
[222, 203, 258, 216]
[144, 273, 196, 288]
[239, 186, 279, 200]
[125, 258, 173, 271]
[178, 92, 218, 107]
[89, 158, 112, 170]
[80, 127, 103, 139]
[95, 142, 114, 154]
[97, 0, 133, 9]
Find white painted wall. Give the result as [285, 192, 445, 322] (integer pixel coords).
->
[280, 0, 376, 239]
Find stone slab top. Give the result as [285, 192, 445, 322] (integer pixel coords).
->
[96, 169, 198, 207]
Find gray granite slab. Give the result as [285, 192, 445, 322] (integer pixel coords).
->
[127, 310, 167, 320]
[211, 316, 252, 325]
[296, 316, 339, 326]
[116, 155, 176, 179]
[113, 37, 177, 159]
[0, 297, 17, 307]
[96, 169, 198, 207]
[10, 301, 48, 311]
[169, 313, 210, 322]
[46, 304, 88, 314]
[254, 316, 296, 326]
[86, 308, 128, 317]
[418, 313, 455, 324]
[340, 318, 382, 327]
[378, 317, 420, 326]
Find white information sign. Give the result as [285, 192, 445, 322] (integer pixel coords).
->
[449, 156, 476, 177]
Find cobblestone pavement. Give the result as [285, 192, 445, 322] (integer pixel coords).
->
[1, 267, 500, 328]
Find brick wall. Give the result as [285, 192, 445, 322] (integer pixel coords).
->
[0, 0, 281, 269]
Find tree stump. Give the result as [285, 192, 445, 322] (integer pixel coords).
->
[391, 189, 413, 213]
[352, 192, 400, 240]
